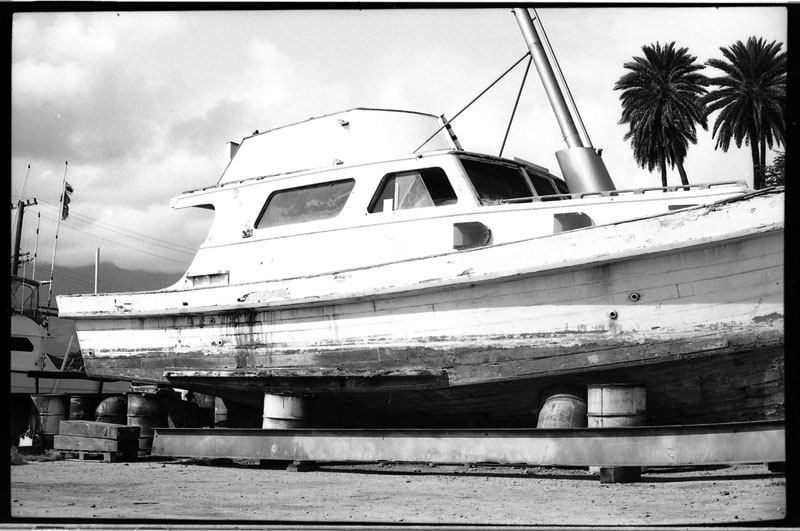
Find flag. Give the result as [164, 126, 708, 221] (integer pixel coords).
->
[61, 182, 74, 220]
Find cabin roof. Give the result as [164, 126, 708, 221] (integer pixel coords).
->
[217, 108, 457, 186]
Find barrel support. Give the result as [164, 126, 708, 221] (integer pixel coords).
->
[588, 384, 646, 483]
[262, 393, 309, 429]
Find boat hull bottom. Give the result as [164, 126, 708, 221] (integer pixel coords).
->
[146, 345, 784, 429]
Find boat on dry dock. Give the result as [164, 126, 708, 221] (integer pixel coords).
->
[56, 9, 783, 429]
[11, 275, 52, 395]
[11, 274, 129, 396]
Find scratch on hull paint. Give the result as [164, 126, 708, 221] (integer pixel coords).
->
[752, 312, 782, 323]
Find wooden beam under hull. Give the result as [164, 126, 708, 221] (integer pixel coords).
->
[151, 420, 786, 467]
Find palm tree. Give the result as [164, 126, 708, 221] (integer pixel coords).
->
[614, 42, 709, 187]
[765, 150, 785, 187]
[701, 37, 786, 189]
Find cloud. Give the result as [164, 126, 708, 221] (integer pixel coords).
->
[11, 7, 787, 278]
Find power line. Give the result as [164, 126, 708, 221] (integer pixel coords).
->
[36, 209, 194, 266]
[36, 199, 200, 255]
[34, 258, 160, 293]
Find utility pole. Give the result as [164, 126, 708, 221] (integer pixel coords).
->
[94, 248, 100, 294]
[11, 198, 38, 276]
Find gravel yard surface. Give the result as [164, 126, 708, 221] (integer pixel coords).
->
[7, 458, 788, 527]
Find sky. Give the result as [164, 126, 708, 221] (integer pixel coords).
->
[10, 6, 788, 283]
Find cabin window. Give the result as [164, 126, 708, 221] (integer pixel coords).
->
[460, 158, 534, 204]
[528, 174, 560, 196]
[368, 167, 457, 213]
[255, 179, 355, 229]
[11, 337, 35, 352]
[516, 162, 568, 197]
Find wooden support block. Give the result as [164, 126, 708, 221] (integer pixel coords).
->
[61, 448, 137, 462]
[599, 466, 641, 484]
[286, 460, 318, 472]
[258, 459, 291, 469]
[54, 434, 138, 456]
[767, 462, 785, 473]
[73, 451, 125, 462]
[59, 420, 140, 440]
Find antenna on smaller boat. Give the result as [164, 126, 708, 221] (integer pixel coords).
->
[32, 211, 41, 280]
[47, 160, 69, 309]
[513, 7, 615, 194]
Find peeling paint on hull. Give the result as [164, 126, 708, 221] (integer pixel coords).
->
[60, 189, 785, 427]
[75, 231, 783, 426]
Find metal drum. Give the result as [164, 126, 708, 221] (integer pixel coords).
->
[587, 384, 646, 481]
[587, 384, 646, 428]
[262, 394, 310, 429]
[127, 393, 166, 456]
[192, 393, 216, 428]
[214, 397, 229, 427]
[69, 395, 99, 420]
[166, 397, 196, 428]
[30, 394, 69, 448]
[536, 386, 587, 429]
[95, 395, 128, 424]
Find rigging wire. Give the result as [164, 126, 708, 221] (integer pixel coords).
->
[11, 164, 31, 237]
[499, 54, 533, 158]
[412, 51, 532, 154]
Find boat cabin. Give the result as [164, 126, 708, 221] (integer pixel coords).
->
[169, 108, 749, 290]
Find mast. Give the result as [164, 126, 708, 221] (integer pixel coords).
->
[512, 8, 615, 194]
[47, 161, 69, 309]
[32, 212, 41, 280]
[12, 200, 26, 276]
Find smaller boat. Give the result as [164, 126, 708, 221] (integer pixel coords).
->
[11, 275, 58, 394]
[11, 274, 129, 395]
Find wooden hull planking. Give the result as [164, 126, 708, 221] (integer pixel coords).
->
[63, 190, 784, 428]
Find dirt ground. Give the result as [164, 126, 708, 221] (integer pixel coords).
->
[8, 456, 787, 527]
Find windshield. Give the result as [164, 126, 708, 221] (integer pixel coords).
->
[459, 158, 534, 204]
[11, 277, 40, 315]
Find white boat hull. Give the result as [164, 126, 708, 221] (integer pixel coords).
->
[59, 189, 785, 427]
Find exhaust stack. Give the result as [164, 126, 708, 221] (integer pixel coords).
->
[513, 8, 615, 194]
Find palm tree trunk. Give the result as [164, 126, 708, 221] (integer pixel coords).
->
[677, 160, 690, 186]
[759, 136, 767, 189]
[749, 120, 762, 189]
[750, 139, 761, 189]
[660, 157, 668, 187]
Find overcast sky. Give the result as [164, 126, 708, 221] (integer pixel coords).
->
[10, 6, 788, 282]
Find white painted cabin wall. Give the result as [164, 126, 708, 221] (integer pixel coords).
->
[179, 149, 751, 287]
